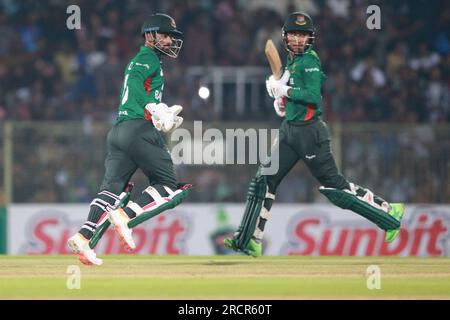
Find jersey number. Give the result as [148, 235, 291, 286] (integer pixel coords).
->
[121, 74, 129, 105]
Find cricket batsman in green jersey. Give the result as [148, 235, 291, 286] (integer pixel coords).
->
[68, 14, 192, 265]
[225, 12, 405, 257]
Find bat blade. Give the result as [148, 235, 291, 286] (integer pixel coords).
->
[265, 39, 282, 80]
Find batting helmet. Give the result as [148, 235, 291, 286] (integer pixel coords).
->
[282, 12, 315, 53]
[141, 13, 183, 58]
[141, 13, 182, 36]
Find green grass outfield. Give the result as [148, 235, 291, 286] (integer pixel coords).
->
[0, 255, 449, 299]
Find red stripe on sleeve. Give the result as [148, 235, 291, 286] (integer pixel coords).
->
[144, 77, 152, 121]
[144, 77, 152, 93]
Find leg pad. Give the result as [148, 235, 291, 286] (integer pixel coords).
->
[127, 184, 193, 228]
[319, 187, 400, 230]
[89, 183, 134, 249]
[234, 173, 267, 249]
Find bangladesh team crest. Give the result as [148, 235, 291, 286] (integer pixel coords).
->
[295, 14, 307, 26]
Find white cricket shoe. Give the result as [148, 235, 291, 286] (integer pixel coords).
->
[108, 208, 136, 251]
[67, 233, 103, 266]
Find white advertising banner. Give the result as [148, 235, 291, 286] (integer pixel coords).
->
[7, 204, 450, 256]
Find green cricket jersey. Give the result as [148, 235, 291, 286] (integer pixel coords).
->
[117, 46, 164, 123]
[285, 47, 327, 122]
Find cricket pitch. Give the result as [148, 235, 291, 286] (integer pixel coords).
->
[1, 255, 449, 299]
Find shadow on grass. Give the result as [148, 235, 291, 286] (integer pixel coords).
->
[203, 260, 255, 266]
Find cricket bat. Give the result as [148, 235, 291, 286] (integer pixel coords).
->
[264, 39, 283, 80]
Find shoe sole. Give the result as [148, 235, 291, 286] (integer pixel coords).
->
[385, 229, 400, 243]
[77, 254, 94, 266]
[385, 204, 405, 243]
[115, 225, 135, 252]
[243, 248, 261, 258]
[109, 211, 136, 251]
[68, 239, 102, 266]
[243, 250, 258, 258]
[224, 239, 262, 257]
[78, 253, 103, 266]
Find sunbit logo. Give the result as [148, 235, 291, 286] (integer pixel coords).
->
[22, 212, 189, 255]
[282, 208, 450, 256]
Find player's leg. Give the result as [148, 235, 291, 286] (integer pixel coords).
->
[88, 182, 134, 250]
[68, 129, 138, 263]
[126, 136, 192, 226]
[107, 129, 192, 249]
[302, 121, 404, 242]
[225, 123, 299, 257]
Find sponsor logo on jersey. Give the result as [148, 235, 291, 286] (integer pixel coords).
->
[305, 67, 320, 72]
[135, 62, 150, 69]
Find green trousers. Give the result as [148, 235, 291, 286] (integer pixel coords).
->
[100, 119, 177, 195]
[265, 118, 348, 193]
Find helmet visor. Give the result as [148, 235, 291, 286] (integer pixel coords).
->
[154, 35, 183, 58]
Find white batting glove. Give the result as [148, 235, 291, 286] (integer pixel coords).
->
[265, 78, 274, 98]
[273, 97, 286, 117]
[145, 102, 170, 131]
[168, 104, 183, 117]
[173, 116, 183, 129]
[266, 69, 291, 99]
[146, 103, 184, 132]
[168, 105, 184, 130]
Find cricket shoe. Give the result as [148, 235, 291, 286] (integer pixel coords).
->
[224, 237, 262, 258]
[385, 203, 405, 243]
[108, 208, 136, 251]
[223, 238, 240, 252]
[243, 238, 262, 258]
[67, 233, 103, 266]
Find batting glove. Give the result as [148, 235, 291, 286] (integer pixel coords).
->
[168, 105, 184, 130]
[145, 102, 170, 132]
[266, 70, 291, 99]
[273, 97, 286, 117]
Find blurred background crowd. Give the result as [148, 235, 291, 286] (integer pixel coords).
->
[1, 0, 449, 123]
[0, 0, 448, 204]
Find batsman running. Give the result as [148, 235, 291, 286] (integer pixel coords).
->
[224, 12, 405, 257]
[67, 13, 192, 265]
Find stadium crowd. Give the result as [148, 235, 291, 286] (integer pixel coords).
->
[0, 0, 448, 204]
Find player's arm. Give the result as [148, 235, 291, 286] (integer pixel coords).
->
[128, 61, 182, 132]
[125, 61, 158, 106]
[287, 57, 322, 108]
[266, 58, 323, 108]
